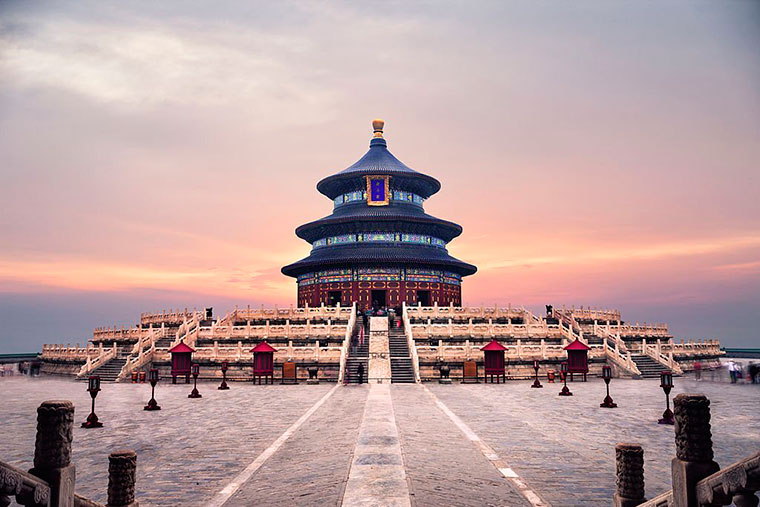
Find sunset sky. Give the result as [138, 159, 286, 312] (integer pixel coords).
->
[1, 1, 759, 352]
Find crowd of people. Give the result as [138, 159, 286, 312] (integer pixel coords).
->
[693, 359, 759, 384]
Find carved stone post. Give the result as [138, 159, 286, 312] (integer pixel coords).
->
[671, 394, 720, 507]
[30, 400, 76, 507]
[107, 450, 138, 507]
[613, 443, 645, 507]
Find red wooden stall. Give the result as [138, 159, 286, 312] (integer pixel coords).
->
[564, 338, 590, 381]
[169, 341, 195, 384]
[251, 341, 277, 385]
[481, 339, 507, 383]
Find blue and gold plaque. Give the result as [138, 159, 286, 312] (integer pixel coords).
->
[366, 176, 390, 206]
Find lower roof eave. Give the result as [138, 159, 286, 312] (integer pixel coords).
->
[281, 258, 477, 279]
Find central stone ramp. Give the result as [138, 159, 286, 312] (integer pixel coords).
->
[223, 386, 369, 506]
[342, 383, 411, 506]
[367, 316, 391, 383]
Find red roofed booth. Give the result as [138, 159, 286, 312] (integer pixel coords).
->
[564, 338, 590, 381]
[481, 339, 507, 383]
[168, 341, 195, 384]
[251, 341, 277, 385]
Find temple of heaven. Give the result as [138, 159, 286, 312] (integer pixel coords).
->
[281, 120, 477, 309]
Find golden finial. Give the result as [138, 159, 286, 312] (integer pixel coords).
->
[372, 118, 385, 138]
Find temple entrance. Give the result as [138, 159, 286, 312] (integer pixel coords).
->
[416, 290, 430, 306]
[328, 291, 342, 307]
[371, 290, 387, 308]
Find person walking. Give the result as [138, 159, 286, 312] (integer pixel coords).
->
[728, 360, 737, 384]
[356, 362, 364, 384]
[694, 360, 702, 381]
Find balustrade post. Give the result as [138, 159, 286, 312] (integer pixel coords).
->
[671, 394, 720, 507]
[106, 450, 137, 507]
[613, 443, 646, 506]
[31, 400, 76, 507]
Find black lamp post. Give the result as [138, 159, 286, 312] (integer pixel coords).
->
[559, 361, 573, 396]
[188, 363, 202, 398]
[82, 375, 103, 428]
[658, 370, 674, 424]
[218, 361, 230, 390]
[600, 365, 617, 408]
[144, 368, 161, 411]
[531, 359, 543, 388]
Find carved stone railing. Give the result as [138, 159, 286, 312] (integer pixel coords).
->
[566, 305, 622, 322]
[228, 304, 353, 323]
[140, 308, 201, 325]
[1, 400, 138, 507]
[76, 343, 117, 378]
[41, 344, 98, 362]
[401, 303, 421, 382]
[337, 303, 357, 384]
[0, 462, 51, 506]
[614, 394, 758, 507]
[642, 341, 684, 375]
[603, 338, 641, 377]
[695, 452, 760, 506]
[405, 304, 527, 321]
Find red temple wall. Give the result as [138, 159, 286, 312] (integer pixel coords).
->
[297, 281, 462, 308]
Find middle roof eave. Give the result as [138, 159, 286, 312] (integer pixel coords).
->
[294, 204, 463, 243]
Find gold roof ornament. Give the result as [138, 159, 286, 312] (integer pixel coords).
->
[372, 118, 385, 138]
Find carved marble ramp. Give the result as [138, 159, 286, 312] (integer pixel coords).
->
[367, 317, 391, 383]
[341, 383, 410, 506]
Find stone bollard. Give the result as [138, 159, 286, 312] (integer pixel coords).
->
[671, 394, 720, 507]
[30, 400, 76, 507]
[613, 443, 646, 507]
[107, 450, 138, 507]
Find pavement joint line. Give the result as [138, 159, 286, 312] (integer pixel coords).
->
[208, 384, 340, 507]
[421, 384, 551, 507]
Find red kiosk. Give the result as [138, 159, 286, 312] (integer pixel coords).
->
[168, 341, 195, 384]
[481, 339, 507, 383]
[251, 341, 277, 385]
[563, 338, 590, 381]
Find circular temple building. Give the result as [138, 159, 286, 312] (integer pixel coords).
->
[282, 120, 477, 308]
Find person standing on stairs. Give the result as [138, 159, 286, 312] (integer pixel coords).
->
[357, 362, 364, 384]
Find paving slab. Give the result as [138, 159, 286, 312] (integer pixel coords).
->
[392, 384, 531, 507]
[428, 377, 760, 506]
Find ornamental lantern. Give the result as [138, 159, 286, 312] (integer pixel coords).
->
[218, 360, 230, 390]
[600, 365, 617, 408]
[81, 375, 103, 428]
[188, 363, 202, 398]
[531, 359, 543, 388]
[559, 361, 573, 396]
[144, 368, 161, 411]
[658, 371, 674, 424]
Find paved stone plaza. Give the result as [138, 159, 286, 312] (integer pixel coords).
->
[1, 376, 758, 506]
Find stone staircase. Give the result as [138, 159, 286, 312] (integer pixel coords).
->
[389, 325, 415, 383]
[154, 337, 173, 348]
[345, 327, 368, 384]
[631, 354, 667, 379]
[87, 356, 129, 382]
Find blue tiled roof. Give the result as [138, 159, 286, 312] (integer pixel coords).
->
[317, 138, 441, 199]
[281, 243, 477, 277]
[295, 202, 463, 243]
